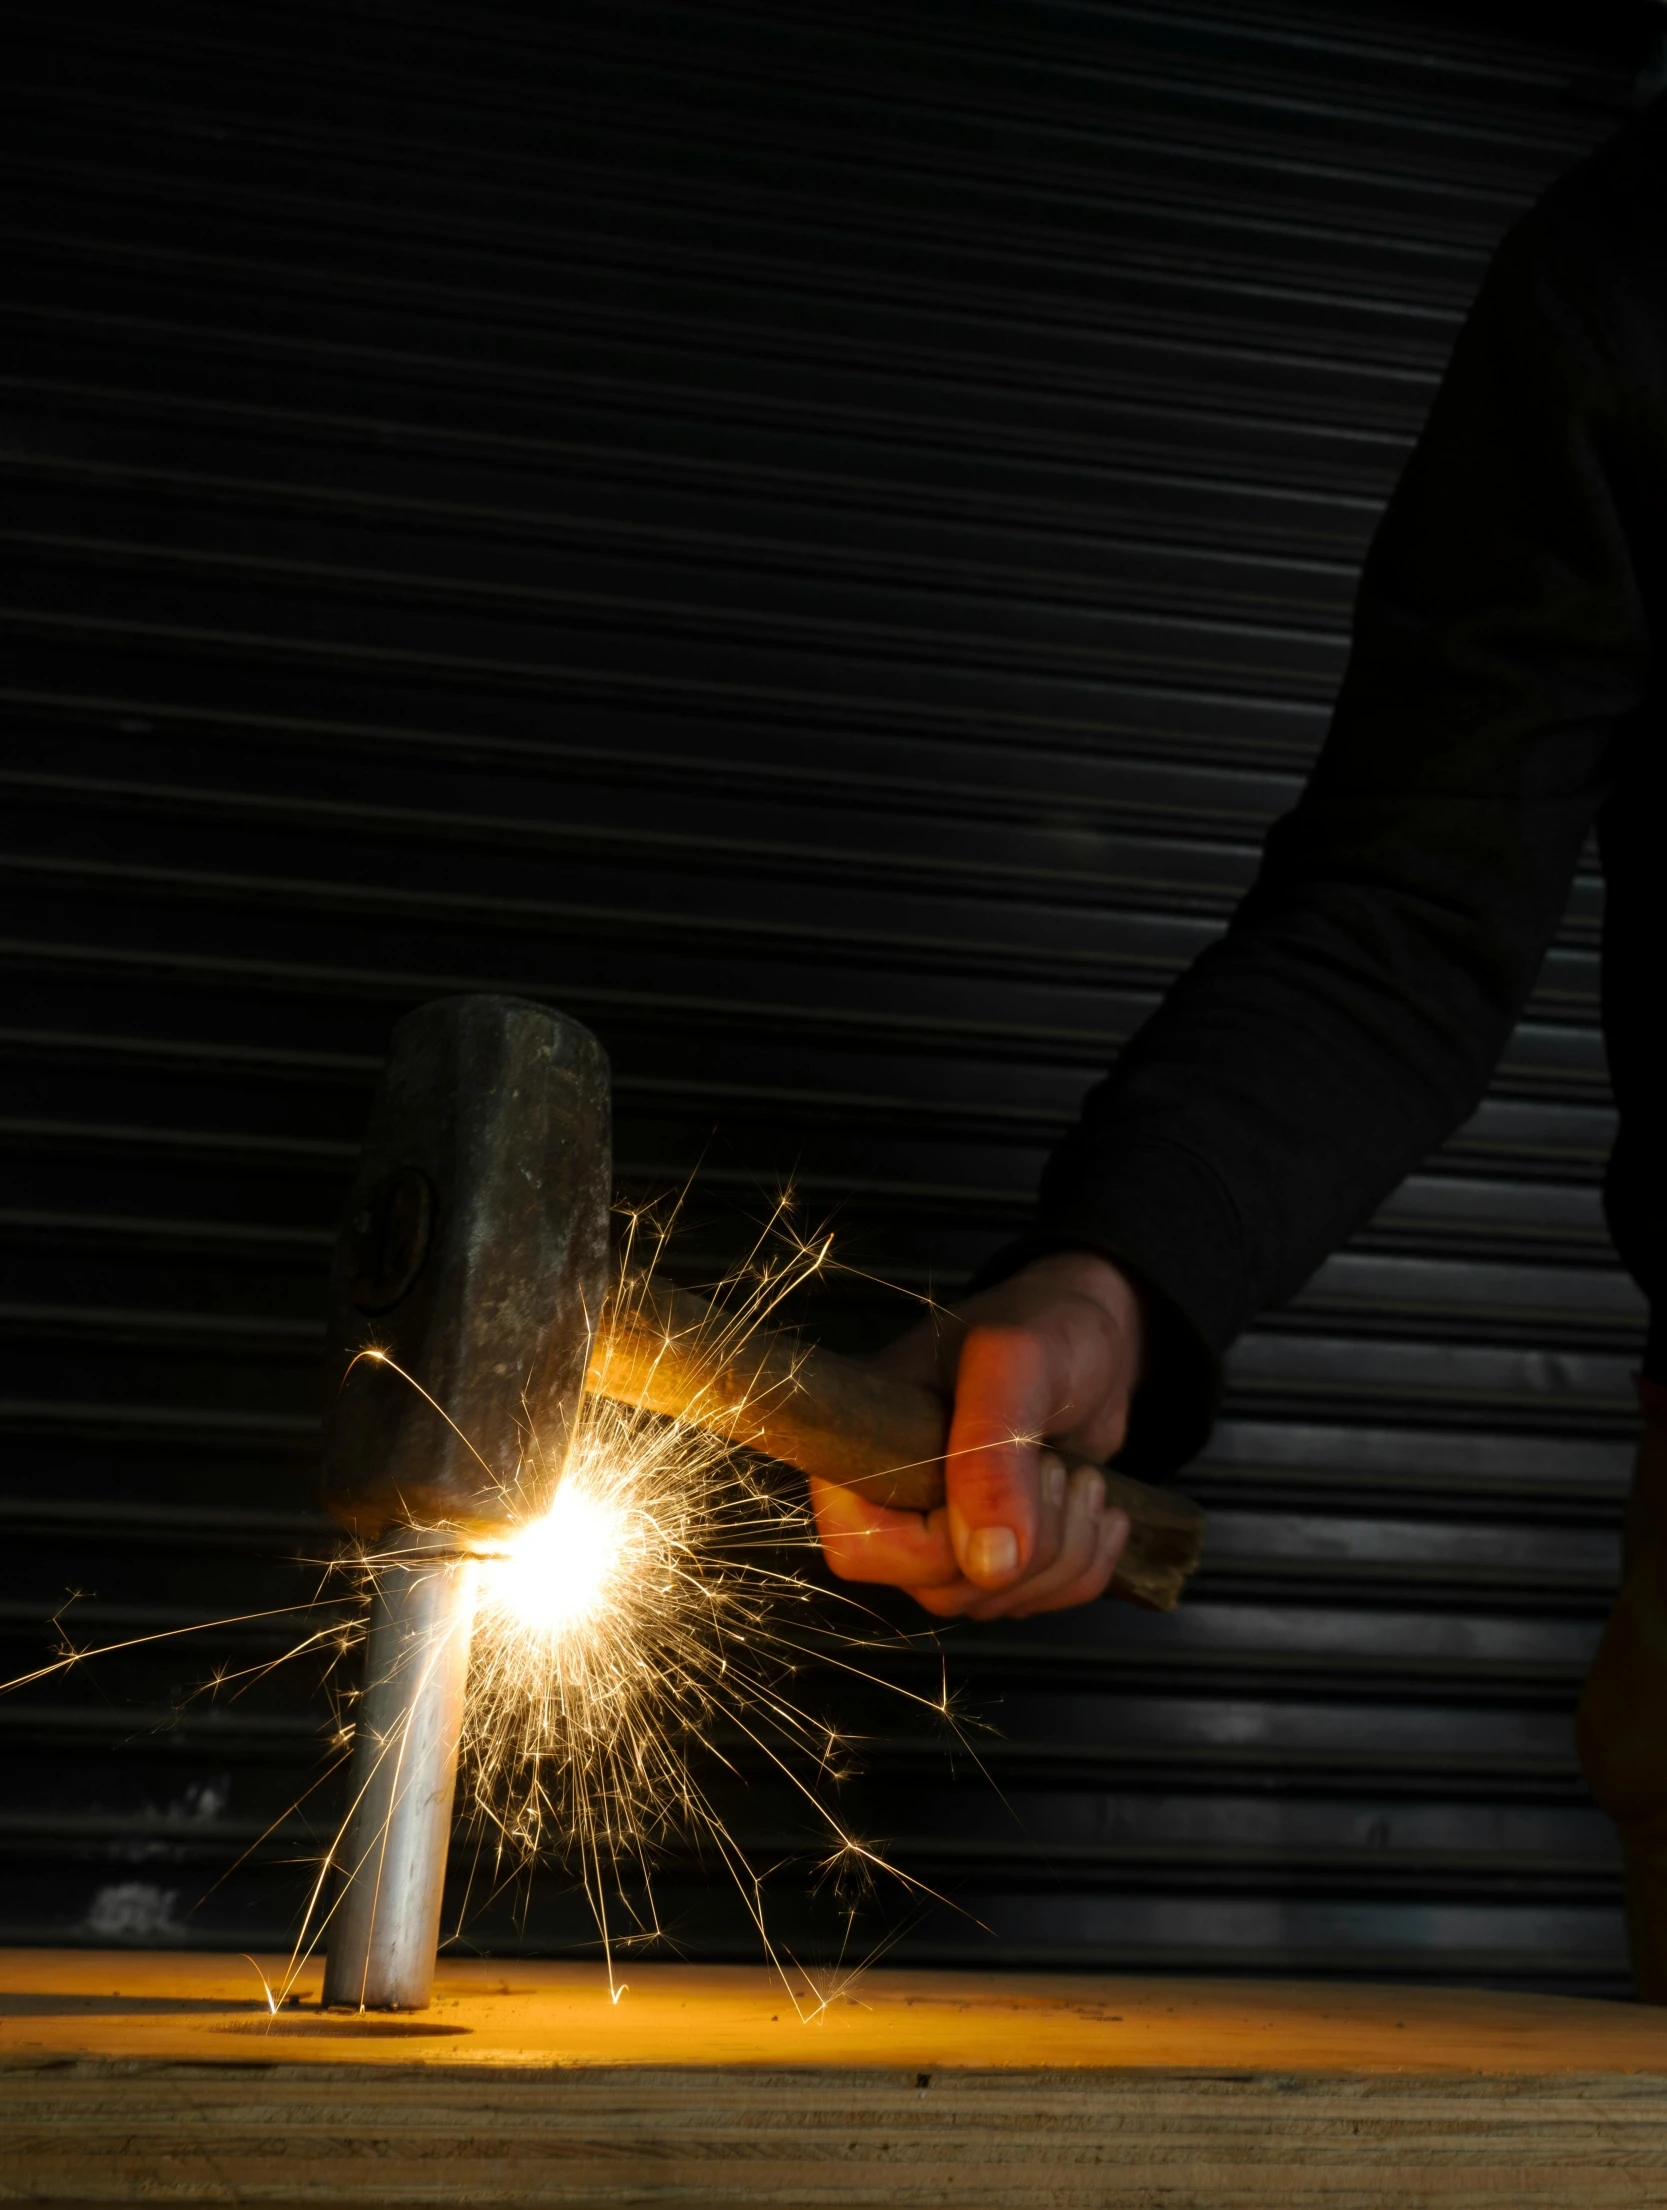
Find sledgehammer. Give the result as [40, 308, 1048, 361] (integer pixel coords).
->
[318, 995, 611, 2010]
[320, 995, 1205, 2007]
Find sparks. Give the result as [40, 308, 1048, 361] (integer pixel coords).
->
[454, 1360, 814, 1962]
[479, 1480, 634, 1643]
[2, 1195, 977, 2020]
[436, 1200, 970, 2006]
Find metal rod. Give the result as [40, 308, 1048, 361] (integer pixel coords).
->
[324, 1534, 477, 2011]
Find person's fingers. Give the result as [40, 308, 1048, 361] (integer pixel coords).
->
[966, 1464, 1103, 1619]
[969, 1493, 1131, 1621]
[808, 1473, 961, 1588]
[867, 1495, 1132, 1622]
[816, 1256, 1148, 1616]
[1011, 1505, 1130, 1619]
[937, 1447, 1068, 1615]
[1011, 1492, 1129, 1617]
[811, 1461, 1133, 1621]
[942, 1321, 1057, 1588]
[1030, 1449, 1068, 1571]
[906, 1577, 992, 1618]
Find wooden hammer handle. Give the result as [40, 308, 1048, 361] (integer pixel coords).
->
[585, 1281, 1205, 1612]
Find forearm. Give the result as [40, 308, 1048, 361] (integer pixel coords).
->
[1013, 158, 1649, 1455]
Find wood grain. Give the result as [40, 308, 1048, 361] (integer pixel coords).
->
[5, 1954, 1667, 2205]
[587, 1280, 1207, 1610]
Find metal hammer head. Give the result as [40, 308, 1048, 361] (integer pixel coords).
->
[322, 996, 611, 1537]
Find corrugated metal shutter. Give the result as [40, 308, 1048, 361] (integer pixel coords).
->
[3, 0, 1657, 1990]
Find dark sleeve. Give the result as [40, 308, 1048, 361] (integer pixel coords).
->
[993, 140, 1657, 1476]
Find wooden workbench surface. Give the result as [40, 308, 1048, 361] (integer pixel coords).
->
[0, 1945, 1663, 2073]
[7, 1949, 1667, 2204]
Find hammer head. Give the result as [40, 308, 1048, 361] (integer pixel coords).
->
[322, 996, 611, 1538]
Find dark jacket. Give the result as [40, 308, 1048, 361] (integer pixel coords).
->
[1009, 100, 1667, 1476]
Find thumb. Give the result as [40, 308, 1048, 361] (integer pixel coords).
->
[942, 1321, 1055, 1587]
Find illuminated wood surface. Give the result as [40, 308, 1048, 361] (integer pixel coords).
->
[5, 1950, 1667, 2203]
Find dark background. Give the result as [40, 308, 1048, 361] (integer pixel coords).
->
[3, 0, 1662, 1992]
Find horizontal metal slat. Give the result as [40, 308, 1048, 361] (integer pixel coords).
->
[0, 472, 1365, 677]
[0, 533, 1355, 717]
[26, 0, 1600, 198]
[3, 69, 1535, 240]
[1, 363, 1389, 577]
[1, 687, 1318, 838]
[0, 803, 1269, 939]
[1194, 1418, 1631, 1507]
[0, 1017, 1617, 1166]
[0, 462, 1363, 640]
[4, 147, 1506, 331]
[1223, 1333, 1636, 1432]
[1288, 1251, 1644, 1338]
[0, 603, 1337, 760]
[5, 213, 1471, 406]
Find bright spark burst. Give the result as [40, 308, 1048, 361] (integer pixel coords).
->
[2, 1197, 974, 2020]
[480, 1477, 634, 1642]
[441, 1204, 961, 2004]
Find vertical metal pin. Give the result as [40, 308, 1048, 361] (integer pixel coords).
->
[324, 1536, 477, 2011]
